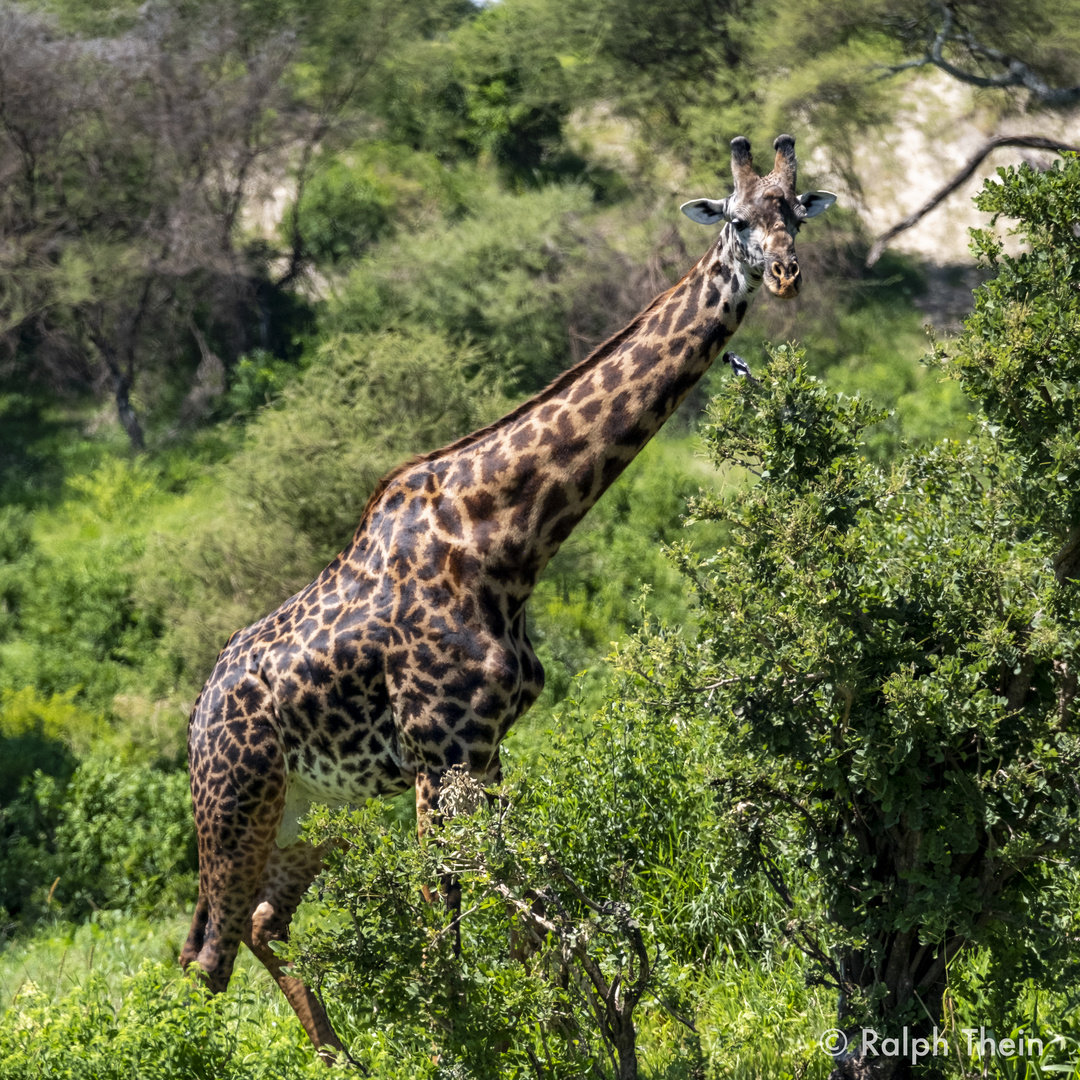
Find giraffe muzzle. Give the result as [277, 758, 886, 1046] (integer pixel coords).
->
[767, 258, 801, 299]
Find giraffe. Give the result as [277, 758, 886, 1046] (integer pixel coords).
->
[180, 133, 835, 1060]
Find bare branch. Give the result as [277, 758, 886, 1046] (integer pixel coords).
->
[428, 899, 485, 947]
[790, 924, 844, 990]
[877, 3, 1080, 108]
[866, 135, 1080, 267]
[650, 993, 698, 1033]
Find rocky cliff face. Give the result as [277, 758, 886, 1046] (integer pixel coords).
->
[827, 72, 1080, 266]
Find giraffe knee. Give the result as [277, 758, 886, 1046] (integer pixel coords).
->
[250, 899, 302, 973]
[250, 899, 286, 951]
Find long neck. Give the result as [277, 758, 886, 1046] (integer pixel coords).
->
[433, 231, 758, 599]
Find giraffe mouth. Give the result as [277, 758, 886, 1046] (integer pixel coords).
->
[766, 271, 801, 299]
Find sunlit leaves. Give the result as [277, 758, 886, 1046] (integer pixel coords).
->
[631, 291, 1080, 1035]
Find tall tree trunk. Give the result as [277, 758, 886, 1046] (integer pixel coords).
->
[113, 369, 145, 451]
[829, 934, 953, 1080]
[88, 325, 145, 451]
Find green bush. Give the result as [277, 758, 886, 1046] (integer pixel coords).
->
[47, 754, 196, 920]
[286, 691, 789, 1076]
[0, 459, 168, 709]
[0, 506, 33, 638]
[0, 758, 195, 924]
[944, 154, 1080, 535]
[238, 329, 507, 550]
[0, 687, 107, 805]
[287, 158, 395, 267]
[326, 184, 603, 391]
[223, 349, 308, 417]
[0, 962, 320, 1080]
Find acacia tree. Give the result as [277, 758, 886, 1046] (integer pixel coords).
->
[741, 0, 1080, 257]
[0, 0, 472, 445]
[628, 154, 1080, 1079]
[0, 2, 300, 446]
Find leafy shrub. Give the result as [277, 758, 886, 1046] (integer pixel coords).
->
[0, 459, 168, 709]
[326, 184, 603, 391]
[0, 963, 320, 1080]
[0, 506, 32, 643]
[287, 158, 395, 267]
[0, 687, 107, 803]
[944, 154, 1080, 536]
[222, 349, 307, 417]
[0, 738, 196, 923]
[47, 754, 196, 919]
[0, 502, 32, 565]
[627, 332, 1080, 1074]
[238, 329, 508, 549]
[287, 692, 785, 1076]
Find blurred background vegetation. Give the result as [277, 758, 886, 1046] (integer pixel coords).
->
[1, 0, 1079, 1075]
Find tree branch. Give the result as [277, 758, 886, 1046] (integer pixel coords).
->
[865, 135, 1080, 266]
[877, 3, 1080, 108]
[1053, 525, 1080, 585]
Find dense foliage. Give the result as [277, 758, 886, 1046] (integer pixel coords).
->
[284, 698, 790, 1078]
[0, 961, 323, 1080]
[626, 156, 1080, 1078]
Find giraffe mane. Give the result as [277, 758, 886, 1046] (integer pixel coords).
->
[358, 264, 700, 523]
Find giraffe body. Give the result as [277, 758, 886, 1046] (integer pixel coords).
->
[181, 134, 835, 1060]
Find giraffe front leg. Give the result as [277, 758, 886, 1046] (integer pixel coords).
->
[415, 769, 463, 951]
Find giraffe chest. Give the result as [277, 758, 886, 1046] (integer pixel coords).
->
[262, 629, 407, 799]
[264, 627, 416, 845]
[250, 573, 543, 844]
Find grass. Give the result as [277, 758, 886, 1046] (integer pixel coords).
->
[0, 911, 324, 1078]
[695, 951, 836, 1079]
[0, 907, 839, 1078]
[0, 913, 196, 1009]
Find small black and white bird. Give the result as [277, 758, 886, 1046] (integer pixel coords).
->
[722, 351, 760, 383]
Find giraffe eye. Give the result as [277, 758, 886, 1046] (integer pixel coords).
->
[730, 217, 748, 231]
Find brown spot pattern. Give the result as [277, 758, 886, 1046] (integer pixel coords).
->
[182, 154, 819, 1061]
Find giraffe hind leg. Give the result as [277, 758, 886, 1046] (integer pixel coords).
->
[415, 755, 506, 951]
[186, 691, 352, 1064]
[243, 841, 354, 1065]
[184, 700, 287, 994]
[180, 890, 209, 972]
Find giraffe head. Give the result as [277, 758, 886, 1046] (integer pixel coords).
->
[681, 134, 836, 299]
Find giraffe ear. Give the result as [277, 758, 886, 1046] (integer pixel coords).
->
[680, 197, 730, 225]
[795, 190, 837, 219]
